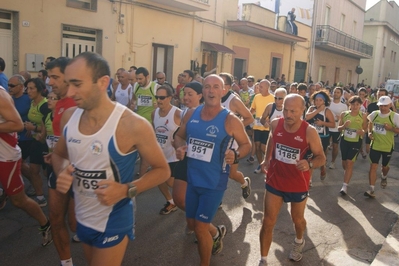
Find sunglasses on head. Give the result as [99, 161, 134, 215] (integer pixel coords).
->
[155, 96, 169, 100]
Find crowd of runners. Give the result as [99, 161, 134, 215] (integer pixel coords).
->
[0, 53, 398, 266]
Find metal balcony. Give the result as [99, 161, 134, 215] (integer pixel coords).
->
[315, 25, 373, 59]
[145, 0, 210, 12]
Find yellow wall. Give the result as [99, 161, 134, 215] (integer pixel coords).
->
[2, 0, 118, 74]
[1, 0, 311, 84]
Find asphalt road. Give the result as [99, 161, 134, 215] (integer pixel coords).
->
[1, 139, 399, 266]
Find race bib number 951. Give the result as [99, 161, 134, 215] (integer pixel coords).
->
[187, 137, 214, 162]
[275, 143, 300, 164]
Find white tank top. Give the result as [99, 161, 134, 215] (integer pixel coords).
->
[270, 106, 284, 121]
[222, 92, 235, 110]
[329, 100, 348, 132]
[115, 83, 132, 106]
[64, 103, 138, 232]
[0, 87, 21, 161]
[154, 106, 179, 162]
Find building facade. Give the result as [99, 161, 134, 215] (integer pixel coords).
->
[360, 0, 399, 88]
[311, 0, 373, 86]
[0, 0, 311, 85]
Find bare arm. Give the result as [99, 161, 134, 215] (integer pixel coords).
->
[392, 103, 397, 113]
[0, 90, 24, 133]
[304, 106, 318, 120]
[35, 120, 47, 143]
[315, 108, 335, 128]
[174, 108, 182, 126]
[127, 116, 170, 193]
[151, 110, 156, 128]
[358, 113, 368, 136]
[53, 108, 77, 193]
[260, 103, 272, 126]
[111, 80, 119, 101]
[173, 109, 194, 159]
[307, 126, 326, 168]
[225, 114, 251, 163]
[203, 67, 217, 77]
[261, 119, 278, 171]
[231, 97, 254, 126]
[96, 111, 170, 205]
[367, 121, 374, 140]
[337, 111, 349, 132]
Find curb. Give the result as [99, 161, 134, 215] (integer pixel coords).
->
[370, 215, 399, 265]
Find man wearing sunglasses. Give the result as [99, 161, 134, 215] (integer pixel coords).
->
[260, 88, 287, 127]
[365, 96, 399, 198]
[247, 76, 255, 91]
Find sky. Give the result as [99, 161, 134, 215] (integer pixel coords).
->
[366, 0, 398, 10]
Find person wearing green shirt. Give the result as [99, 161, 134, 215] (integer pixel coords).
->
[365, 96, 399, 198]
[24, 78, 51, 207]
[134, 67, 160, 178]
[337, 96, 367, 196]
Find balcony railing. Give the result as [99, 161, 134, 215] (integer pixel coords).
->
[315, 25, 373, 58]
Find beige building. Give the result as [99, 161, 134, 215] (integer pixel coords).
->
[311, 0, 373, 86]
[360, 0, 399, 88]
[0, 0, 311, 85]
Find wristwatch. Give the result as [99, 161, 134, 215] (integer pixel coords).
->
[127, 182, 137, 198]
[308, 161, 313, 169]
[230, 148, 240, 164]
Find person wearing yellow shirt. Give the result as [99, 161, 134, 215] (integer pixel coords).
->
[250, 79, 275, 173]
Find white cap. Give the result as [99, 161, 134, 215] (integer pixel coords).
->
[377, 96, 392, 106]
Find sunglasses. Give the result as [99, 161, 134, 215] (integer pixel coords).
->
[47, 97, 59, 100]
[274, 97, 284, 100]
[8, 84, 19, 88]
[155, 96, 169, 100]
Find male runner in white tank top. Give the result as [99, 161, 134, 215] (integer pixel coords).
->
[53, 52, 169, 266]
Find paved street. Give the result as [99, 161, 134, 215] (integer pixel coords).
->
[1, 139, 399, 266]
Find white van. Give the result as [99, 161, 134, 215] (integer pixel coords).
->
[385, 79, 399, 99]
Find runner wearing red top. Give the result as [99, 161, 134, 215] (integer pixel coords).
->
[258, 94, 325, 265]
[46, 57, 77, 266]
[53, 97, 75, 137]
[0, 86, 52, 247]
